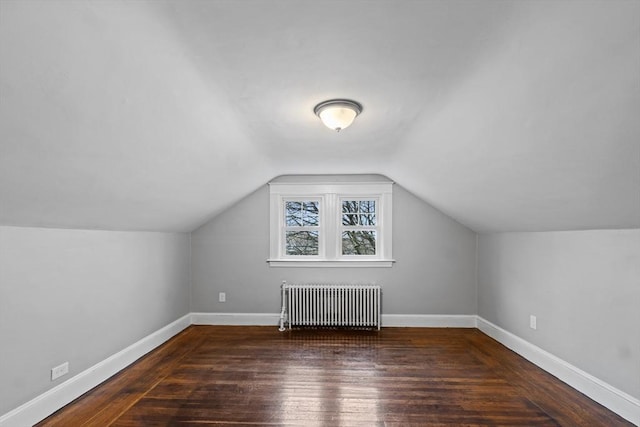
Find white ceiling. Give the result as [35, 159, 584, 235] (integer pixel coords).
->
[1, 0, 638, 233]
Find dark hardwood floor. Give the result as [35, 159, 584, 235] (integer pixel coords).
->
[37, 326, 632, 426]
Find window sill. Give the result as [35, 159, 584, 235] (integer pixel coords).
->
[267, 259, 395, 268]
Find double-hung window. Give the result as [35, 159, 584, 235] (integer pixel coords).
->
[284, 200, 321, 256]
[268, 175, 393, 267]
[340, 198, 378, 257]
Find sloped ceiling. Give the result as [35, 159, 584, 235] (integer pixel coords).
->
[1, 0, 638, 233]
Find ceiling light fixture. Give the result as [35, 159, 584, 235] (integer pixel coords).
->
[314, 99, 362, 132]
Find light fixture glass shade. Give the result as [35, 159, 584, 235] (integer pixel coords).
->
[314, 100, 362, 132]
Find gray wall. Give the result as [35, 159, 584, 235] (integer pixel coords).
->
[191, 184, 477, 315]
[477, 229, 640, 399]
[0, 226, 191, 415]
[8, 188, 636, 417]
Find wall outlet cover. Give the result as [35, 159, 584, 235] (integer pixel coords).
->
[529, 315, 537, 330]
[51, 362, 69, 381]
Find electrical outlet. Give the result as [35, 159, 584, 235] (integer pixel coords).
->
[529, 315, 537, 330]
[51, 362, 69, 381]
[218, 292, 226, 303]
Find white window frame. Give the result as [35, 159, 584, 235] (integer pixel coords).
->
[281, 197, 323, 259]
[268, 176, 393, 267]
[338, 196, 380, 260]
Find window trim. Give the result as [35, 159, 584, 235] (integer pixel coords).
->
[268, 177, 394, 268]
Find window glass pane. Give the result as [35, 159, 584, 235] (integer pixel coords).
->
[342, 213, 359, 226]
[342, 200, 358, 213]
[285, 201, 302, 226]
[359, 213, 376, 226]
[343, 200, 375, 213]
[343, 200, 376, 225]
[286, 231, 319, 255]
[342, 231, 376, 255]
[285, 201, 318, 227]
[302, 201, 319, 226]
[360, 200, 375, 213]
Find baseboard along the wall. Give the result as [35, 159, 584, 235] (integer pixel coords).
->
[1, 313, 637, 426]
[477, 317, 639, 426]
[0, 314, 192, 427]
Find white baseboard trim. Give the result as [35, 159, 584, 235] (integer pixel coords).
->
[382, 314, 477, 328]
[190, 312, 280, 326]
[0, 313, 191, 427]
[189, 312, 478, 328]
[3, 314, 636, 426]
[477, 316, 640, 426]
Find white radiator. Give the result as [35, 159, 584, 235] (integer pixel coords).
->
[279, 281, 381, 331]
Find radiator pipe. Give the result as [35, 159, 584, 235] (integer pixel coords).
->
[278, 280, 287, 331]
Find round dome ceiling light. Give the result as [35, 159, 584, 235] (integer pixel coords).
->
[313, 99, 363, 132]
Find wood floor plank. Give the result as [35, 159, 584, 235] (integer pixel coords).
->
[36, 326, 633, 426]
